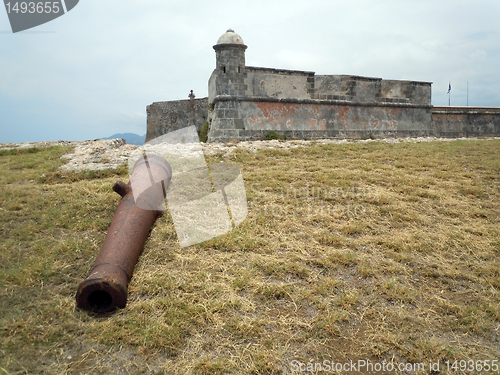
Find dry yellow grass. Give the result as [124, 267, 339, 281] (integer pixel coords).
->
[1, 140, 499, 374]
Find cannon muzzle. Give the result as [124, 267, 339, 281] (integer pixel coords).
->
[76, 154, 172, 313]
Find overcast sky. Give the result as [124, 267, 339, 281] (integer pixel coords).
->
[1, 0, 499, 143]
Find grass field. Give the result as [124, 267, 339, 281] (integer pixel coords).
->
[1, 139, 499, 374]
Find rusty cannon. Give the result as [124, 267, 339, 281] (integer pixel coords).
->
[76, 154, 172, 313]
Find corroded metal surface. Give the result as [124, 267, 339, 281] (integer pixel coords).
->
[76, 154, 172, 313]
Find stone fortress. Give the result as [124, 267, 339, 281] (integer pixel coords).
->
[146, 29, 500, 143]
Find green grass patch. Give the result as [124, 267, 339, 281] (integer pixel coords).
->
[1, 139, 499, 373]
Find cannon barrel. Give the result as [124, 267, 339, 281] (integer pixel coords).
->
[76, 154, 172, 313]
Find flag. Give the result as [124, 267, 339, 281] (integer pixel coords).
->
[447, 82, 451, 94]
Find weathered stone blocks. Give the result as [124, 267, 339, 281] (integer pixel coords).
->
[146, 98, 208, 143]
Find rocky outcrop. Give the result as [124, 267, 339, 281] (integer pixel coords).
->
[0, 139, 136, 171]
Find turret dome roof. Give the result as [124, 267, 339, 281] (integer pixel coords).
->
[216, 29, 245, 45]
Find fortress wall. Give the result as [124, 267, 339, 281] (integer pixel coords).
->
[432, 106, 500, 137]
[350, 76, 383, 103]
[241, 101, 432, 132]
[244, 67, 314, 100]
[145, 99, 499, 144]
[145, 98, 208, 142]
[314, 76, 432, 106]
[406, 82, 431, 105]
[146, 98, 500, 143]
[208, 97, 433, 142]
[314, 75, 345, 98]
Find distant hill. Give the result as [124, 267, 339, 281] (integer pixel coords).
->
[106, 133, 145, 146]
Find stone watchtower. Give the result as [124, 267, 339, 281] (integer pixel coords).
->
[213, 29, 247, 96]
[207, 29, 249, 141]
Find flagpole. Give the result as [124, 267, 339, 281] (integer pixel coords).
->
[467, 81, 469, 106]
